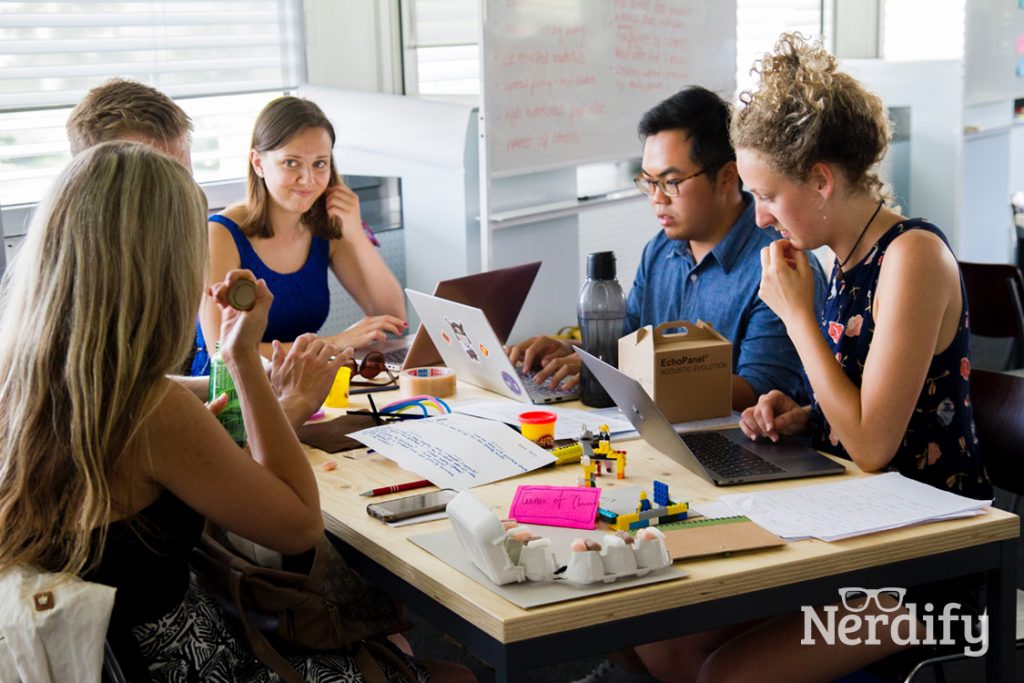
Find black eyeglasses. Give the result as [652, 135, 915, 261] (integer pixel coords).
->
[343, 351, 398, 387]
[634, 165, 715, 198]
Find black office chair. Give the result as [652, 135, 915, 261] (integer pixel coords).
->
[899, 369, 1024, 682]
[959, 261, 1024, 371]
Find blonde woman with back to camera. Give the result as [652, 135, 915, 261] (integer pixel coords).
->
[0, 141, 471, 682]
[630, 33, 990, 683]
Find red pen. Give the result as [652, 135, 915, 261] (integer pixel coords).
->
[359, 479, 433, 497]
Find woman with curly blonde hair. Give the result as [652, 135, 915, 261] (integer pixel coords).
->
[631, 33, 989, 682]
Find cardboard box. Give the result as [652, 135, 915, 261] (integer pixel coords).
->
[618, 320, 732, 423]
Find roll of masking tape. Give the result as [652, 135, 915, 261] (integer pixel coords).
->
[399, 367, 457, 398]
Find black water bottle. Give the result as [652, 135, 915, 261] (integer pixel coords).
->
[577, 251, 626, 407]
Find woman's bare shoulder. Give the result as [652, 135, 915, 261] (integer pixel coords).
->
[213, 203, 247, 224]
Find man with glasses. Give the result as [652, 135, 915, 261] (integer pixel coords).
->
[510, 86, 825, 410]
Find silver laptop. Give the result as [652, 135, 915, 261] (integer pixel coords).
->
[373, 262, 542, 371]
[575, 348, 846, 485]
[406, 289, 579, 404]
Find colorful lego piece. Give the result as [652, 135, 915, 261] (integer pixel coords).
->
[551, 439, 583, 465]
[580, 424, 628, 480]
[605, 480, 689, 532]
[578, 455, 597, 488]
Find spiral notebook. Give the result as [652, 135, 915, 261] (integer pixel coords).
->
[655, 516, 785, 560]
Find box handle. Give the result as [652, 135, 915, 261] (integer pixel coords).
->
[653, 320, 695, 340]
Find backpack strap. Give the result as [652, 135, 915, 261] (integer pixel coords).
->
[226, 566, 305, 683]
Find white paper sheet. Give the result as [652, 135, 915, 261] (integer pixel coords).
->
[719, 472, 991, 541]
[350, 413, 556, 489]
[454, 401, 634, 439]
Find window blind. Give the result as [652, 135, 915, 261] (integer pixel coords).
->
[0, 0, 305, 112]
[0, 1, 304, 207]
[402, 0, 479, 96]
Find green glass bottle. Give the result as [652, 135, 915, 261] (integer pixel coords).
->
[209, 342, 246, 446]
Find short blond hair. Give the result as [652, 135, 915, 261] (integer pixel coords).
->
[66, 78, 193, 154]
[731, 33, 891, 198]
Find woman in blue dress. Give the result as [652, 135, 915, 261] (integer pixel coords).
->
[632, 33, 991, 683]
[193, 97, 406, 375]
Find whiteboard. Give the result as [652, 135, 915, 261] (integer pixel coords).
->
[481, 0, 736, 176]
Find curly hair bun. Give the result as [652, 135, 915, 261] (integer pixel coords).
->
[732, 32, 891, 199]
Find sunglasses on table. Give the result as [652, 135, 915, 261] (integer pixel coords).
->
[343, 351, 398, 388]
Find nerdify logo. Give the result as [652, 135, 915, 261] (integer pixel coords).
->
[801, 587, 988, 657]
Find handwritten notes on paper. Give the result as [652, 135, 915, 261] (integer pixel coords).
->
[510, 485, 603, 529]
[350, 413, 556, 490]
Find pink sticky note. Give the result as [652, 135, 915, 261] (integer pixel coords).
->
[509, 485, 602, 530]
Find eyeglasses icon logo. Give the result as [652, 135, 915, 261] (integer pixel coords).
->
[837, 587, 906, 613]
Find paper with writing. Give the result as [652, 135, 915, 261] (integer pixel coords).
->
[720, 472, 991, 541]
[351, 413, 556, 490]
[509, 485, 602, 529]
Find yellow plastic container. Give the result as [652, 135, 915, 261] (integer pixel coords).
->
[518, 410, 557, 442]
[324, 366, 352, 408]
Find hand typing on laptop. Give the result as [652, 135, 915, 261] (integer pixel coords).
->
[738, 389, 811, 443]
[507, 335, 581, 389]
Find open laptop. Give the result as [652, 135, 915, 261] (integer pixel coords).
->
[374, 262, 542, 370]
[407, 289, 579, 404]
[575, 348, 846, 485]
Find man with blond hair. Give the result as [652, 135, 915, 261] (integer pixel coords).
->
[66, 78, 193, 169]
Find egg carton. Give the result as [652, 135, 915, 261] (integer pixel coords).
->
[446, 490, 671, 587]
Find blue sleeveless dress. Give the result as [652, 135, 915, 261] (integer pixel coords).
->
[191, 215, 331, 376]
[809, 219, 991, 500]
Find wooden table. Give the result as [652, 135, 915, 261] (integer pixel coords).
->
[308, 386, 1020, 682]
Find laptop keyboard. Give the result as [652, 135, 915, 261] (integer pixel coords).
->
[383, 348, 408, 367]
[681, 431, 784, 478]
[518, 367, 576, 400]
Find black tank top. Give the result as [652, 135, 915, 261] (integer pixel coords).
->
[85, 489, 204, 625]
[809, 219, 991, 500]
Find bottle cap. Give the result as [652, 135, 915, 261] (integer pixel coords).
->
[586, 251, 616, 280]
[227, 279, 257, 311]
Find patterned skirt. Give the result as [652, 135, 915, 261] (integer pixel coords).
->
[131, 582, 430, 682]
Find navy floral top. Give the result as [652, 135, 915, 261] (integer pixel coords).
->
[809, 219, 991, 500]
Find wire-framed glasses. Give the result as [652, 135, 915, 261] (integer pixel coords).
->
[634, 165, 713, 198]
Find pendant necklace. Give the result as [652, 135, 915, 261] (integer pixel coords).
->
[836, 200, 883, 282]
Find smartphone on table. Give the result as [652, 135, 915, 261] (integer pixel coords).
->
[366, 488, 458, 523]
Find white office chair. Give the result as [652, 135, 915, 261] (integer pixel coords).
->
[0, 564, 115, 682]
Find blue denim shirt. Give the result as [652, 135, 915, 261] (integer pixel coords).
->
[625, 193, 826, 403]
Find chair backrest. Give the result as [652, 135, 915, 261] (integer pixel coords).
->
[970, 368, 1024, 497]
[959, 261, 1024, 369]
[959, 261, 1024, 340]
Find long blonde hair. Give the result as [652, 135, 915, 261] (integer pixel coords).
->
[731, 32, 892, 200]
[0, 141, 208, 574]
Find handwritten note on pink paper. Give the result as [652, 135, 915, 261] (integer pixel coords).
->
[509, 485, 602, 529]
